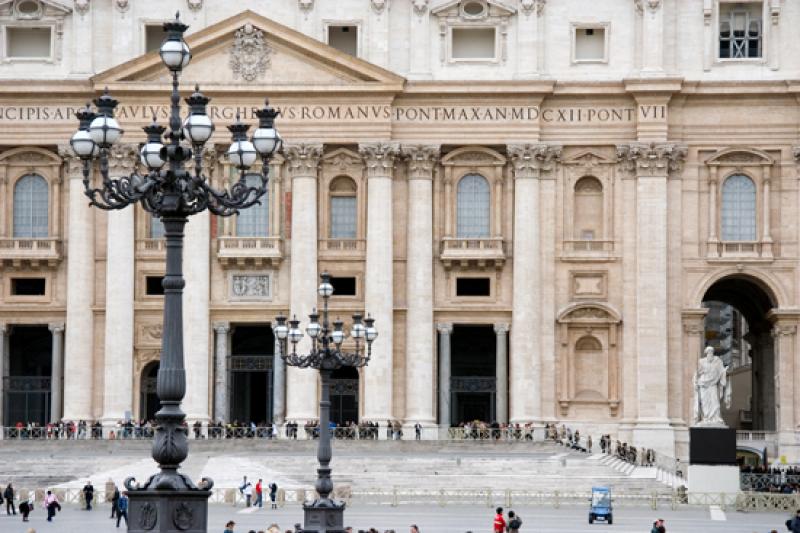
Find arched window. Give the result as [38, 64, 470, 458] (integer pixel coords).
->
[573, 176, 603, 240]
[150, 215, 165, 239]
[236, 175, 269, 237]
[721, 174, 756, 241]
[329, 176, 357, 239]
[456, 173, 490, 238]
[13, 174, 48, 238]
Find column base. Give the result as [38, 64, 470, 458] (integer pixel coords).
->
[303, 499, 346, 533]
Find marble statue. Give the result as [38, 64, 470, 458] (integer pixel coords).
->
[692, 346, 732, 426]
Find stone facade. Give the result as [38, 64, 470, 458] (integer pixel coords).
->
[0, 0, 799, 460]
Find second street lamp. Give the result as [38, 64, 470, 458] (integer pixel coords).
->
[274, 272, 377, 533]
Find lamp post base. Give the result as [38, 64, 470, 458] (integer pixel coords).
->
[127, 489, 211, 533]
[303, 499, 347, 533]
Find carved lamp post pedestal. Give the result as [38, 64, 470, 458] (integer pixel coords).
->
[274, 273, 377, 533]
[69, 12, 281, 533]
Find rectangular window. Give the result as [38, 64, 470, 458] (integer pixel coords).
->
[327, 25, 358, 56]
[330, 196, 357, 239]
[330, 276, 357, 297]
[574, 27, 607, 62]
[11, 277, 45, 296]
[719, 3, 762, 59]
[146, 276, 165, 296]
[451, 27, 496, 60]
[6, 27, 51, 58]
[456, 277, 491, 297]
[145, 24, 166, 53]
[150, 215, 165, 239]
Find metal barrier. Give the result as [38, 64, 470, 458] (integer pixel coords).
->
[740, 472, 800, 491]
[446, 427, 534, 441]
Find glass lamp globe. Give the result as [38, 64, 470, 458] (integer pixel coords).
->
[70, 129, 96, 158]
[306, 321, 321, 339]
[318, 280, 334, 298]
[331, 328, 345, 345]
[89, 115, 123, 146]
[227, 139, 257, 169]
[252, 126, 281, 156]
[160, 39, 191, 70]
[183, 113, 214, 144]
[351, 321, 365, 340]
[288, 327, 303, 344]
[140, 142, 165, 169]
[274, 323, 288, 340]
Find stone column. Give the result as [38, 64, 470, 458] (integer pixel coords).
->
[212, 322, 230, 422]
[437, 323, 453, 430]
[272, 330, 286, 425]
[408, 0, 431, 78]
[49, 324, 65, 422]
[0, 324, 5, 430]
[516, 0, 545, 77]
[507, 144, 561, 423]
[402, 145, 439, 428]
[494, 323, 509, 424]
[71, 0, 93, 74]
[285, 143, 323, 422]
[360, 142, 399, 422]
[619, 142, 686, 456]
[100, 145, 138, 424]
[60, 148, 96, 421]
[761, 166, 773, 257]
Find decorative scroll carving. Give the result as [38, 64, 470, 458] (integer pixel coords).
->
[370, 0, 388, 14]
[616, 142, 687, 177]
[493, 323, 509, 334]
[229, 24, 271, 82]
[187, 0, 202, 12]
[359, 142, 399, 179]
[115, 0, 129, 12]
[283, 143, 323, 178]
[412, 0, 428, 15]
[401, 144, 440, 180]
[298, 0, 313, 12]
[634, 0, 661, 14]
[74, 0, 90, 15]
[507, 143, 562, 179]
[520, 0, 545, 15]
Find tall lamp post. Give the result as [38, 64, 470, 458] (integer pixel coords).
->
[274, 272, 377, 533]
[69, 12, 281, 533]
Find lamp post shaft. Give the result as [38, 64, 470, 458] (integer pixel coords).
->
[316, 368, 334, 501]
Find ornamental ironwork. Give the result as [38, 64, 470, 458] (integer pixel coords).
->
[450, 376, 496, 393]
[228, 354, 274, 372]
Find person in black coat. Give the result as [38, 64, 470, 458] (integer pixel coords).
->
[82, 481, 94, 510]
[3, 484, 14, 515]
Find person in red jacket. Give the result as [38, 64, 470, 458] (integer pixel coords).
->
[255, 479, 263, 508]
[493, 507, 506, 533]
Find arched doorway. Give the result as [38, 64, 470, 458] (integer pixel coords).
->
[702, 275, 776, 431]
[330, 366, 359, 426]
[228, 325, 274, 424]
[139, 361, 159, 422]
[4, 325, 51, 425]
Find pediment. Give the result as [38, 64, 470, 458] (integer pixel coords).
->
[706, 147, 773, 166]
[93, 10, 404, 89]
[0, 0, 71, 17]
[563, 149, 616, 166]
[441, 146, 506, 166]
[557, 303, 621, 324]
[431, 0, 516, 18]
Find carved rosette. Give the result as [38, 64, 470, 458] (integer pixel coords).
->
[107, 144, 140, 178]
[283, 143, 323, 179]
[616, 142, 687, 178]
[229, 24, 271, 82]
[359, 142, 399, 179]
[58, 145, 84, 178]
[401, 144, 440, 180]
[507, 143, 562, 179]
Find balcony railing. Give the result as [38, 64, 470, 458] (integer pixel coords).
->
[439, 237, 506, 269]
[708, 241, 773, 260]
[563, 239, 614, 252]
[320, 239, 366, 252]
[0, 238, 62, 268]
[217, 236, 283, 267]
[135, 238, 166, 258]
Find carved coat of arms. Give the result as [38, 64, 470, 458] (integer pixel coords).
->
[229, 24, 271, 82]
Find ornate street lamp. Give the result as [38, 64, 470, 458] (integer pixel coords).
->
[274, 272, 377, 533]
[70, 12, 281, 533]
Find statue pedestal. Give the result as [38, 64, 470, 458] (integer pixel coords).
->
[127, 489, 211, 533]
[687, 427, 739, 500]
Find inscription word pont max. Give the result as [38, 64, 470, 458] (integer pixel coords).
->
[0, 104, 665, 124]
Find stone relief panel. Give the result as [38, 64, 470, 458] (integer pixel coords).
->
[570, 271, 607, 300]
[229, 272, 272, 301]
[229, 24, 271, 82]
[136, 323, 162, 347]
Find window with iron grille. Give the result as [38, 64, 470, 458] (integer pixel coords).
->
[236, 175, 269, 237]
[721, 174, 757, 241]
[456, 174, 491, 238]
[13, 174, 48, 238]
[719, 3, 762, 59]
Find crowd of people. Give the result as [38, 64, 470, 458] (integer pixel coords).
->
[740, 465, 800, 493]
[454, 420, 536, 440]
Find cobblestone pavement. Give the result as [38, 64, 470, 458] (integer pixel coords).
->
[0, 503, 785, 533]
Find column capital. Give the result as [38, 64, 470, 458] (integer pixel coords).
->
[634, 0, 662, 15]
[284, 142, 323, 179]
[401, 144, 440, 180]
[107, 143, 140, 177]
[58, 145, 86, 179]
[359, 142, 400, 179]
[200, 147, 219, 178]
[507, 143, 562, 179]
[616, 142, 687, 178]
[213, 322, 230, 334]
[493, 323, 510, 334]
[48, 323, 65, 333]
[436, 322, 453, 334]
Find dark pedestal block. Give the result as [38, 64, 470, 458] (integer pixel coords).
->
[689, 427, 737, 465]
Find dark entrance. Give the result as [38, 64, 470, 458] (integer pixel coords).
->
[4, 325, 52, 426]
[702, 275, 776, 431]
[451, 325, 496, 424]
[330, 366, 359, 426]
[139, 361, 159, 421]
[229, 325, 273, 424]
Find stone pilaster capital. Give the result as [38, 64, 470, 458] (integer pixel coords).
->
[213, 322, 230, 334]
[107, 143, 140, 177]
[283, 143, 323, 179]
[616, 142, 687, 178]
[401, 144, 440, 180]
[48, 323, 65, 334]
[370, 0, 388, 14]
[507, 143, 562, 179]
[634, 0, 661, 15]
[493, 323, 510, 334]
[412, 0, 428, 16]
[773, 324, 797, 337]
[200, 147, 219, 178]
[682, 322, 704, 335]
[520, 0, 545, 16]
[58, 144, 85, 179]
[436, 322, 453, 334]
[359, 142, 400, 179]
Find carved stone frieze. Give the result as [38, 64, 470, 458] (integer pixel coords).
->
[359, 142, 399, 179]
[507, 143, 562, 179]
[401, 144, 440, 180]
[229, 24, 271, 82]
[230, 273, 270, 299]
[616, 142, 687, 178]
[323, 149, 361, 172]
[283, 143, 323, 179]
[139, 323, 163, 344]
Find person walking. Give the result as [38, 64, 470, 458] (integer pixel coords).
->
[110, 485, 120, 519]
[116, 492, 129, 528]
[414, 423, 421, 440]
[4, 483, 15, 515]
[650, 518, 666, 533]
[82, 480, 94, 510]
[242, 479, 253, 507]
[18, 495, 32, 522]
[787, 509, 800, 533]
[507, 510, 522, 532]
[268, 481, 278, 510]
[44, 490, 59, 522]
[493, 506, 506, 533]
[255, 479, 263, 508]
[224, 520, 236, 533]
